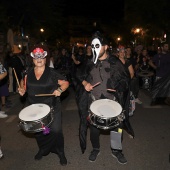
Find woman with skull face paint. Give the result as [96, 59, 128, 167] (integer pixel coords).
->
[18, 45, 69, 166]
[76, 31, 134, 165]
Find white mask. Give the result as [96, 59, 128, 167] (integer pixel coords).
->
[91, 38, 102, 64]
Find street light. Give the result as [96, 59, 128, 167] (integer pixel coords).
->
[117, 37, 121, 45]
[132, 28, 141, 34]
[40, 28, 44, 42]
[131, 27, 143, 46]
[136, 28, 140, 34]
[40, 28, 44, 33]
[117, 37, 121, 41]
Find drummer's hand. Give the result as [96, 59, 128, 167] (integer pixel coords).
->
[53, 89, 62, 97]
[84, 83, 93, 92]
[18, 87, 25, 96]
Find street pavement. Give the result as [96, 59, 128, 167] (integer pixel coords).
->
[0, 87, 170, 170]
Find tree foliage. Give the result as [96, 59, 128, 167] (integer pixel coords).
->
[0, 0, 68, 45]
[125, 0, 170, 34]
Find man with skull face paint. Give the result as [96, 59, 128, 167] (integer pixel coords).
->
[77, 31, 134, 164]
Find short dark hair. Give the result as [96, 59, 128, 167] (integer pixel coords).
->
[92, 31, 108, 46]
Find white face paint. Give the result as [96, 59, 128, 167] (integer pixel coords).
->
[91, 38, 102, 64]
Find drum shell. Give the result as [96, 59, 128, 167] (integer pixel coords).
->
[19, 112, 53, 133]
[88, 111, 121, 130]
[138, 71, 154, 89]
[88, 99, 124, 130]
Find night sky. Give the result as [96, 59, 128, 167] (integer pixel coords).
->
[66, 0, 124, 21]
[1, 0, 124, 25]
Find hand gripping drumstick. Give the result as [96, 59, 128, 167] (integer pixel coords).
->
[13, 68, 21, 88]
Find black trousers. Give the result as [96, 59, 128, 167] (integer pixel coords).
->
[90, 124, 120, 149]
[35, 103, 65, 156]
[130, 77, 140, 98]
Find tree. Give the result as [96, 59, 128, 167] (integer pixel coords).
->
[124, 0, 170, 44]
[0, 0, 68, 46]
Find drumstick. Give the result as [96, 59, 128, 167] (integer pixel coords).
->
[13, 68, 20, 88]
[107, 89, 116, 92]
[92, 82, 101, 88]
[35, 94, 55, 96]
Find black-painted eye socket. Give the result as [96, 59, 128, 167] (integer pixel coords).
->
[91, 44, 100, 49]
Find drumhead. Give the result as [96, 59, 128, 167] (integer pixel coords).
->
[90, 99, 122, 118]
[19, 104, 50, 121]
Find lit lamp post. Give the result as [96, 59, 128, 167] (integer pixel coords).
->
[117, 37, 121, 45]
[164, 33, 166, 41]
[40, 28, 44, 33]
[160, 33, 167, 43]
[135, 28, 140, 34]
[132, 28, 141, 46]
[40, 28, 44, 42]
[134, 28, 141, 42]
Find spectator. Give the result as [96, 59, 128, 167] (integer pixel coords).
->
[8, 45, 25, 93]
[0, 61, 8, 118]
[149, 42, 170, 105]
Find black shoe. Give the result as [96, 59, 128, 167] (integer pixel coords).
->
[112, 150, 127, 165]
[34, 150, 43, 160]
[89, 149, 100, 162]
[58, 153, 67, 166]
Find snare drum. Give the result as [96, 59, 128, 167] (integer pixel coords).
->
[19, 104, 53, 133]
[88, 99, 124, 130]
[138, 71, 154, 89]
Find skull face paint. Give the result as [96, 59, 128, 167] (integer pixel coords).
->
[91, 38, 102, 64]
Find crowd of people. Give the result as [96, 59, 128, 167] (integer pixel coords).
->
[0, 31, 170, 166]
